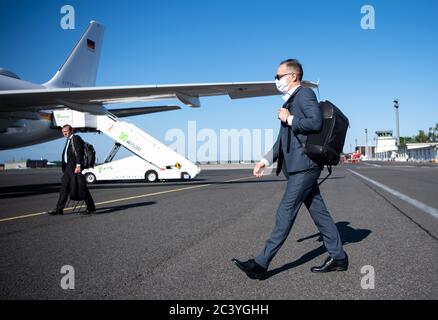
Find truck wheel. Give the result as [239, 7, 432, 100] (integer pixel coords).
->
[145, 170, 158, 182]
[85, 173, 96, 184]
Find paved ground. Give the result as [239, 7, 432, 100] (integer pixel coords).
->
[0, 162, 437, 299]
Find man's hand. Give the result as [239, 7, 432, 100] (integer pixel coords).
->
[253, 161, 266, 177]
[74, 166, 81, 174]
[278, 108, 290, 123]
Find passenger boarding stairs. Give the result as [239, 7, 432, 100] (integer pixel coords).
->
[52, 109, 200, 179]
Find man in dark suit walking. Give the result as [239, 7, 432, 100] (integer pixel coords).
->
[49, 124, 95, 215]
[233, 59, 347, 279]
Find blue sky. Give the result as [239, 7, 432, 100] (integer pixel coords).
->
[0, 0, 437, 162]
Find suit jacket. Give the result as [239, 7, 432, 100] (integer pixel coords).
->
[61, 135, 84, 172]
[264, 86, 322, 174]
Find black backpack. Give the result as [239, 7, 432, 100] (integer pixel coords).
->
[82, 142, 96, 169]
[71, 135, 96, 169]
[296, 100, 349, 184]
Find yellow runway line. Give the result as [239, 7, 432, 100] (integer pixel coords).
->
[0, 175, 257, 223]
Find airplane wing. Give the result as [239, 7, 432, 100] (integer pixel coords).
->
[0, 80, 318, 114]
[108, 105, 181, 117]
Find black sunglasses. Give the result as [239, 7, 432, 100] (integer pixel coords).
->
[274, 73, 293, 80]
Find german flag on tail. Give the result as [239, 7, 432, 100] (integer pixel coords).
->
[87, 39, 95, 51]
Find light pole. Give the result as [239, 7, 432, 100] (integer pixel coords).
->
[394, 99, 400, 146]
[365, 128, 368, 158]
[373, 137, 377, 160]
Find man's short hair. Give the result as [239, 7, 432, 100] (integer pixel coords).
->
[62, 124, 73, 132]
[280, 59, 303, 81]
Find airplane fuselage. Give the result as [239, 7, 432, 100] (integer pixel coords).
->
[0, 74, 61, 150]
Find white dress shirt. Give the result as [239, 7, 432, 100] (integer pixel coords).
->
[64, 136, 73, 163]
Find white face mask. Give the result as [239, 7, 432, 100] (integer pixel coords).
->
[275, 76, 290, 95]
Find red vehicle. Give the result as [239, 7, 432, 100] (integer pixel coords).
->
[351, 151, 362, 163]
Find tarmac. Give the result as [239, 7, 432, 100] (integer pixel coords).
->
[0, 162, 437, 299]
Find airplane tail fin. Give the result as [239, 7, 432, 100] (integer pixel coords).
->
[44, 21, 104, 88]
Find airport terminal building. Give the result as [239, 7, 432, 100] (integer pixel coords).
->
[398, 143, 438, 163]
[374, 130, 438, 163]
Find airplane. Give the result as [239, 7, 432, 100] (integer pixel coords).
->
[0, 20, 318, 150]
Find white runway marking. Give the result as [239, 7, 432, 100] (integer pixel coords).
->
[348, 169, 438, 219]
[362, 163, 382, 167]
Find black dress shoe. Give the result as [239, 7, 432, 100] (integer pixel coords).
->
[48, 210, 63, 216]
[311, 254, 348, 273]
[232, 258, 267, 280]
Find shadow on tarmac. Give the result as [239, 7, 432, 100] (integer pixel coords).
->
[264, 221, 371, 279]
[0, 183, 60, 199]
[70, 201, 156, 216]
[94, 201, 156, 215]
